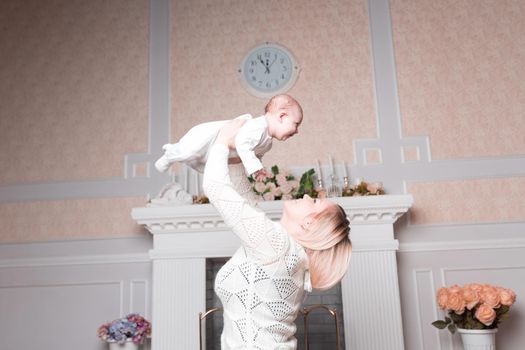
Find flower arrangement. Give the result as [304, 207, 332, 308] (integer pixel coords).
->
[249, 165, 318, 200]
[98, 313, 151, 344]
[342, 180, 385, 197]
[432, 284, 516, 333]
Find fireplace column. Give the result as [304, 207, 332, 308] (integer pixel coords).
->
[150, 255, 205, 349]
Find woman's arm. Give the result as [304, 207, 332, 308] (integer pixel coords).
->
[227, 163, 259, 208]
[203, 123, 286, 260]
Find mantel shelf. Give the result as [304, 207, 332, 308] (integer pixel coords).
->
[132, 194, 413, 235]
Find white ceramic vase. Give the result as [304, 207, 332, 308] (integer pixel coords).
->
[108, 339, 139, 350]
[457, 328, 497, 350]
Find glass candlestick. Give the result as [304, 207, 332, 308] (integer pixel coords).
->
[327, 174, 341, 198]
[342, 176, 352, 197]
[316, 178, 326, 198]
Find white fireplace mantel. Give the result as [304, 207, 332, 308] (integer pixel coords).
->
[132, 194, 413, 350]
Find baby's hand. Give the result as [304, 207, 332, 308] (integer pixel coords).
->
[253, 168, 270, 182]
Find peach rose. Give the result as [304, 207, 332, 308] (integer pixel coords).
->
[254, 182, 266, 193]
[288, 179, 300, 191]
[279, 182, 293, 195]
[498, 287, 517, 306]
[366, 183, 379, 194]
[475, 303, 497, 326]
[481, 285, 501, 308]
[462, 285, 481, 310]
[271, 186, 282, 198]
[436, 288, 449, 309]
[262, 192, 275, 201]
[447, 291, 466, 314]
[275, 174, 288, 186]
[465, 283, 483, 293]
[449, 284, 462, 293]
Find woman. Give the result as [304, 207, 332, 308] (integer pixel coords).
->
[203, 119, 352, 350]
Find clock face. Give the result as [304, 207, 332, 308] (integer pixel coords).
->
[239, 42, 299, 98]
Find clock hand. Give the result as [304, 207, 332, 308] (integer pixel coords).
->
[258, 58, 270, 74]
[269, 57, 277, 68]
[264, 59, 270, 74]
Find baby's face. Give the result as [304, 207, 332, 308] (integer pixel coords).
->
[273, 108, 303, 141]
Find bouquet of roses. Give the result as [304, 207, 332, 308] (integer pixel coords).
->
[249, 165, 318, 200]
[98, 313, 151, 344]
[432, 284, 516, 333]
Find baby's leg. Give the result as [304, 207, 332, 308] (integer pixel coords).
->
[154, 120, 226, 172]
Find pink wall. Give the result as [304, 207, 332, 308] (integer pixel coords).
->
[170, 0, 377, 169]
[0, 0, 523, 242]
[391, 0, 525, 160]
[0, 0, 149, 185]
[390, 0, 525, 224]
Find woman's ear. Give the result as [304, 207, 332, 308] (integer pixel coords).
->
[300, 214, 315, 232]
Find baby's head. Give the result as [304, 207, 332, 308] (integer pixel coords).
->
[264, 94, 303, 141]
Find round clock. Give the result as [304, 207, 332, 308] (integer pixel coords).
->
[238, 42, 300, 98]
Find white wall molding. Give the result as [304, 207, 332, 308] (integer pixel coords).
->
[398, 241, 525, 350]
[0, 252, 150, 268]
[400, 237, 525, 253]
[0, 236, 152, 263]
[0, 239, 153, 350]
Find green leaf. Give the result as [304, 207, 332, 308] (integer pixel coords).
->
[496, 305, 509, 317]
[445, 317, 451, 324]
[448, 324, 457, 334]
[271, 165, 279, 175]
[431, 320, 448, 329]
[449, 312, 463, 323]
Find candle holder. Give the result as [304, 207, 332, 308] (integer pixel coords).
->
[327, 174, 341, 198]
[342, 176, 353, 197]
[316, 178, 326, 199]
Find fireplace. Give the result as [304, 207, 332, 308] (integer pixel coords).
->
[132, 194, 412, 350]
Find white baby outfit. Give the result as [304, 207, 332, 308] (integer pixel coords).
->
[155, 114, 272, 175]
[203, 144, 312, 350]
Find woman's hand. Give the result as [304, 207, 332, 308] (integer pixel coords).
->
[216, 118, 246, 150]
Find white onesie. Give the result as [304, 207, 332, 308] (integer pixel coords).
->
[155, 114, 272, 175]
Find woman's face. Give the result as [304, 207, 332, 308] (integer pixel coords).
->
[282, 194, 333, 225]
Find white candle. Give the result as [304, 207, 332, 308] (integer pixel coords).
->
[184, 165, 189, 191]
[194, 170, 199, 195]
[328, 155, 334, 174]
[342, 161, 348, 178]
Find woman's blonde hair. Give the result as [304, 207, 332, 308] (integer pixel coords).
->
[294, 204, 352, 290]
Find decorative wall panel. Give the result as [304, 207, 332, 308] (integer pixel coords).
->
[391, 0, 525, 160]
[0, 0, 149, 184]
[170, 0, 376, 168]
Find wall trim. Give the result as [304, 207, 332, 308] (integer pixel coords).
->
[400, 237, 525, 253]
[0, 253, 151, 268]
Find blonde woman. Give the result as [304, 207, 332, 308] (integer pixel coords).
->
[203, 119, 352, 350]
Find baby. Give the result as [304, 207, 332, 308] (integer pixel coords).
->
[155, 94, 303, 180]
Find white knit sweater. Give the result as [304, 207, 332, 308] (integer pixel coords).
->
[203, 144, 311, 350]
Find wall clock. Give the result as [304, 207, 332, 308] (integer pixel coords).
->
[238, 42, 300, 98]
